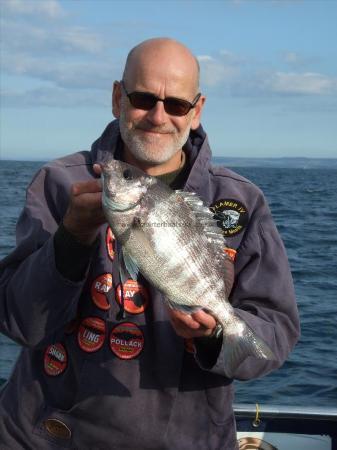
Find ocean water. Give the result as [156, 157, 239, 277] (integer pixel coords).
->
[0, 159, 336, 407]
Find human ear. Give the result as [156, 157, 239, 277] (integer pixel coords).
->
[190, 95, 206, 130]
[112, 81, 122, 118]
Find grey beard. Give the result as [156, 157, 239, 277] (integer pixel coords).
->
[119, 111, 191, 165]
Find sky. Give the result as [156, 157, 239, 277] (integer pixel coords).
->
[1, 0, 337, 161]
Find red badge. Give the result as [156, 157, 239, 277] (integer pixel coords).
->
[106, 227, 115, 260]
[184, 338, 196, 354]
[91, 273, 113, 310]
[77, 317, 106, 353]
[224, 247, 237, 262]
[116, 280, 149, 314]
[44, 343, 68, 376]
[109, 322, 144, 360]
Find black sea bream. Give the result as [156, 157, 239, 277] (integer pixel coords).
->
[101, 159, 274, 377]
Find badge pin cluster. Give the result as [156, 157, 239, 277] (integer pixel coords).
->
[211, 199, 248, 237]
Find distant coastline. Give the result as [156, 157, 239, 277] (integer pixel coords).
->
[1, 157, 337, 169]
[213, 156, 337, 169]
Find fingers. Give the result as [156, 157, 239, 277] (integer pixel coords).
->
[71, 179, 102, 196]
[63, 176, 106, 245]
[168, 308, 217, 339]
[93, 163, 102, 176]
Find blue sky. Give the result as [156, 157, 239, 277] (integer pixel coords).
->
[1, 0, 337, 161]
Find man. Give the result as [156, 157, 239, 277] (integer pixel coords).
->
[0, 38, 300, 450]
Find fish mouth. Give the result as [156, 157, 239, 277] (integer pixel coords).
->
[102, 192, 141, 213]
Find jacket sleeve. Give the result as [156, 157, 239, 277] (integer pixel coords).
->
[0, 166, 90, 348]
[195, 198, 300, 380]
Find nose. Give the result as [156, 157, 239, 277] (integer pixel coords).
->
[145, 100, 168, 126]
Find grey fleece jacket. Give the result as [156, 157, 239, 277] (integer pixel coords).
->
[0, 120, 300, 450]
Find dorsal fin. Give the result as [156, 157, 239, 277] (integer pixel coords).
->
[175, 190, 230, 266]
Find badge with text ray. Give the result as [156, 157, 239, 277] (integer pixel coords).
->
[116, 280, 149, 314]
[91, 273, 113, 310]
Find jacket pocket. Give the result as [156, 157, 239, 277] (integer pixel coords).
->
[32, 405, 74, 449]
[203, 372, 235, 426]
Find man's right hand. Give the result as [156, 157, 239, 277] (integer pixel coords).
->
[63, 165, 106, 245]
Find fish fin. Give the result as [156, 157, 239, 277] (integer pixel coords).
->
[121, 247, 139, 281]
[220, 322, 275, 378]
[175, 191, 230, 267]
[166, 296, 202, 314]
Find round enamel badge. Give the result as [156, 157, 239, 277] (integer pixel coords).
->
[109, 322, 144, 360]
[115, 280, 149, 314]
[77, 317, 106, 353]
[44, 343, 67, 376]
[184, 338, 196, 354]
[106, 227, 115, 260]
[211, 199, 249, 237]
[91, 273, 113, 310]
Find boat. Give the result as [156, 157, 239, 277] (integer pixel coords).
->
[235, 403, 337, 449]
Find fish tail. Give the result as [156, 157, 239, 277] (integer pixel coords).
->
[219, 318, 275, 378]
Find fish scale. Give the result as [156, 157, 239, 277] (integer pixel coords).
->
[101, 159, 275, 378]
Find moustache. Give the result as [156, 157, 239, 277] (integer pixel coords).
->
[135, 124, 176, 134]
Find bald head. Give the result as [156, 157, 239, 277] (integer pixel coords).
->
[122, 38, 200, 93]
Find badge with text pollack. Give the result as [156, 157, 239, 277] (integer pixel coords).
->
[106, 227, 115, 260]
[210, 199, 249, 237]
[91, 273, 113, 311]
[115, 280, 149, 314]
[77, 317, 106, 353]
[44, 343, 68, 376]
[109, 322, 144, 360]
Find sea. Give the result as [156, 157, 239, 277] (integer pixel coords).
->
[0, 158, 336, 408]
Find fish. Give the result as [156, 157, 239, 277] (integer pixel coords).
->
[101, 159, 274, 378]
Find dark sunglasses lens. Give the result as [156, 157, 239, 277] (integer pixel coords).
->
[164, 99, 190, 116]
[128, 91, 192, 116]
[128, 92, 157, 110]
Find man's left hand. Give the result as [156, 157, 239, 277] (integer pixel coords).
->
[167, 308, 217, 339]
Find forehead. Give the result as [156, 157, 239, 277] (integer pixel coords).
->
[125, 48, 198, 97]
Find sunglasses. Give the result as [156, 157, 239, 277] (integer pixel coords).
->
[121, 81, 201, 117]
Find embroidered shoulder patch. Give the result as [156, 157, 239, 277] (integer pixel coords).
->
[210, 199, 249, 237]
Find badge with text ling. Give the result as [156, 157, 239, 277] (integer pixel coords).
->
[77, 317, 106, 353]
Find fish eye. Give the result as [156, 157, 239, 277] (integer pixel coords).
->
[123, 169, 133, 180]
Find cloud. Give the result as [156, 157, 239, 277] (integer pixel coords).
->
[2, 0, 65, 19]
[197, 53, 240, 87]
[268, 72, 337, 95]
[1, 87, 110, 108]
[281, 51, 320, 69]
[2, 19, 103, 56]
[2, 53, 117, 91]
[196, 52, 337, 97]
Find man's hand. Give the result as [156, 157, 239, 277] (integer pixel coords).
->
[167, 308, 217, 339]
[63, 164, 106, 245]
